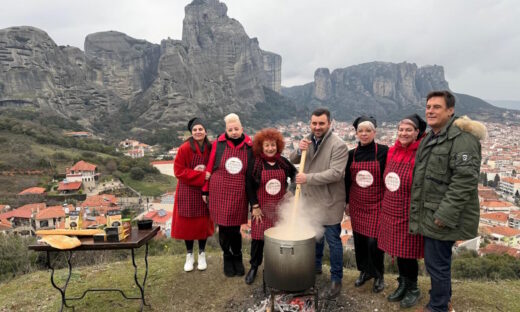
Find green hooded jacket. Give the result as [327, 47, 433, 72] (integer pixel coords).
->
[409, 115, 487, 241]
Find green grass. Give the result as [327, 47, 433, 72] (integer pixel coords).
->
[1, 251, 519, 312]
[119, 172, 176, 197]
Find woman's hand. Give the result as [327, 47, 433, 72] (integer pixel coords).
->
[252, 207, 263, 224]
[205, 172, 211, 180]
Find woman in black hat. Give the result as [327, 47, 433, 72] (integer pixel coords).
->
[171, 118, 214, 272]
[345, 115, 388, 293]
[378, 114, 426, 308]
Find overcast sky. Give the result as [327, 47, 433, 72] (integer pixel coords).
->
[1, 0, 519, 100]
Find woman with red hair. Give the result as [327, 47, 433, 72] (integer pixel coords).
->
[244, 128, 296, 284]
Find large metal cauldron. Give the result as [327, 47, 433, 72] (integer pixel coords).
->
[263, 226, 316, 292]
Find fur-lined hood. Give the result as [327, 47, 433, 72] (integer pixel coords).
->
[453, 115, 487, 141]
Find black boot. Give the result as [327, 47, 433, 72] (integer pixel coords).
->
[223, 254, 236, 277]
[400, 279, 421, 308]
[233, 254, 245, 276]
[354, 272, 373, 287]
[372, 275, 385, 293]
[245, 266, 258, 284]
[387, 276, 407, 302]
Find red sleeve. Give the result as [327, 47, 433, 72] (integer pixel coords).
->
[202, 140, 218, 192]
[174, 143, 206, 187]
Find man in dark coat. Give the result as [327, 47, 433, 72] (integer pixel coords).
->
[409, 90, 487, 312]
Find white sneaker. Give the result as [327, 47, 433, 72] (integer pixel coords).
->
[184, 253, 194, 272]
[197, 252, 207, 271]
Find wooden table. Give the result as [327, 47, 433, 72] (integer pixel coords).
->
[29, 226, 160, 312]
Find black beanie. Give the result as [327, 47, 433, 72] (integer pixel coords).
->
[187, 117, 205, 132]
[402, 113, 427, 138]
[352, 115, 377, 130]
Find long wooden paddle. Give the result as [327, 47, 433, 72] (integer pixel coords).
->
[290, 149, 307, 225]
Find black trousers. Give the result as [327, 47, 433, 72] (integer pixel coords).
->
[250, 239, 264, 267]
[353, 231, 384, 278]
[218, 225, 242, 256]
[397, 257, 419, 282]
[184, 240, 207, 253]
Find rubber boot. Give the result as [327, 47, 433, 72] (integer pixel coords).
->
[387, 276, 407, 302]
[245, 266, 258, 284]
[400, 279, 421, 308]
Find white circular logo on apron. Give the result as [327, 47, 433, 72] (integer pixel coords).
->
[225, 157, 243, 174]
[265, 179, 282, 195]
[356, 170, 374, 188]
[385, 172, 401, 192]
[194, 164, 206, 171]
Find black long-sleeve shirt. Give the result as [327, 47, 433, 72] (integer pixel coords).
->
[246, 157, 297, 207]
[344, 141, 389, 203]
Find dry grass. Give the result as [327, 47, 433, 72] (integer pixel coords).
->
[0, 252, 519, 312]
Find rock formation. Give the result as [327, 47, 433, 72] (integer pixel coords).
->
[282, 61, 502, 121]
[0, 0, 284, 136]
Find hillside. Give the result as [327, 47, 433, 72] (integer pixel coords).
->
[0, 252, 518, 312]
[0, 110, 174, 204]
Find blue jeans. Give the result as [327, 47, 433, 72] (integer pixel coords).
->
[315, 223, 343, 282]
[424, 237, 454, 312]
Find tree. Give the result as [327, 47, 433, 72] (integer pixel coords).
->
[105, 160, 118, 174]
[480, 172, 488, 185]
[130, 167, 145, 180]
[494, 174, 501, 189]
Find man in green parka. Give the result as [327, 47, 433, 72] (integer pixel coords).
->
[409, 90, 487, 312]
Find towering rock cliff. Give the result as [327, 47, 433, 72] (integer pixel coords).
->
[131, 0, 283, 130]
[282, 62, 501, 121]
[0, 0, 284, 136]
[0, 26, 125, 129]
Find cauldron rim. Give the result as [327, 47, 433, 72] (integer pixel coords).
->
[264, 226, 316, 245]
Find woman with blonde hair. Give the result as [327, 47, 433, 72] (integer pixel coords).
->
[202, 113, 253, 277]
[345, 115, 388, 293]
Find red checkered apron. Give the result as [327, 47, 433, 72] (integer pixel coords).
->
[208, 144, 249, 226]
[378, 149, 424, 258]
[176, 153, 209, 217]
[250, 162, 286, 240]
[349, 145, 383, 238]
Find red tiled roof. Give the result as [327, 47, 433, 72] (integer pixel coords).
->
[70, 160, 97, 172]
[0, 203, 46, 219]
[480, 212, 509, 223]
[58, 181, 82, 191]
[481, 201, 513, 207]
[485, 226, 520, 237]
[0, 218, 12, 230]
[82, 216, 107, 228]
[510, 211, 520, 219]
[341, 220, 352, 231]
[18, 187, 46, 195]
[144, 210, 172, 224]
[80, 194, 118, 208]
[501, 177, 520, 184]
[35, 205, 68, 220]
[480, 244, 520, 258]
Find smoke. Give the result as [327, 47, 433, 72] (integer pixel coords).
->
[271, 193, 326, 240]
